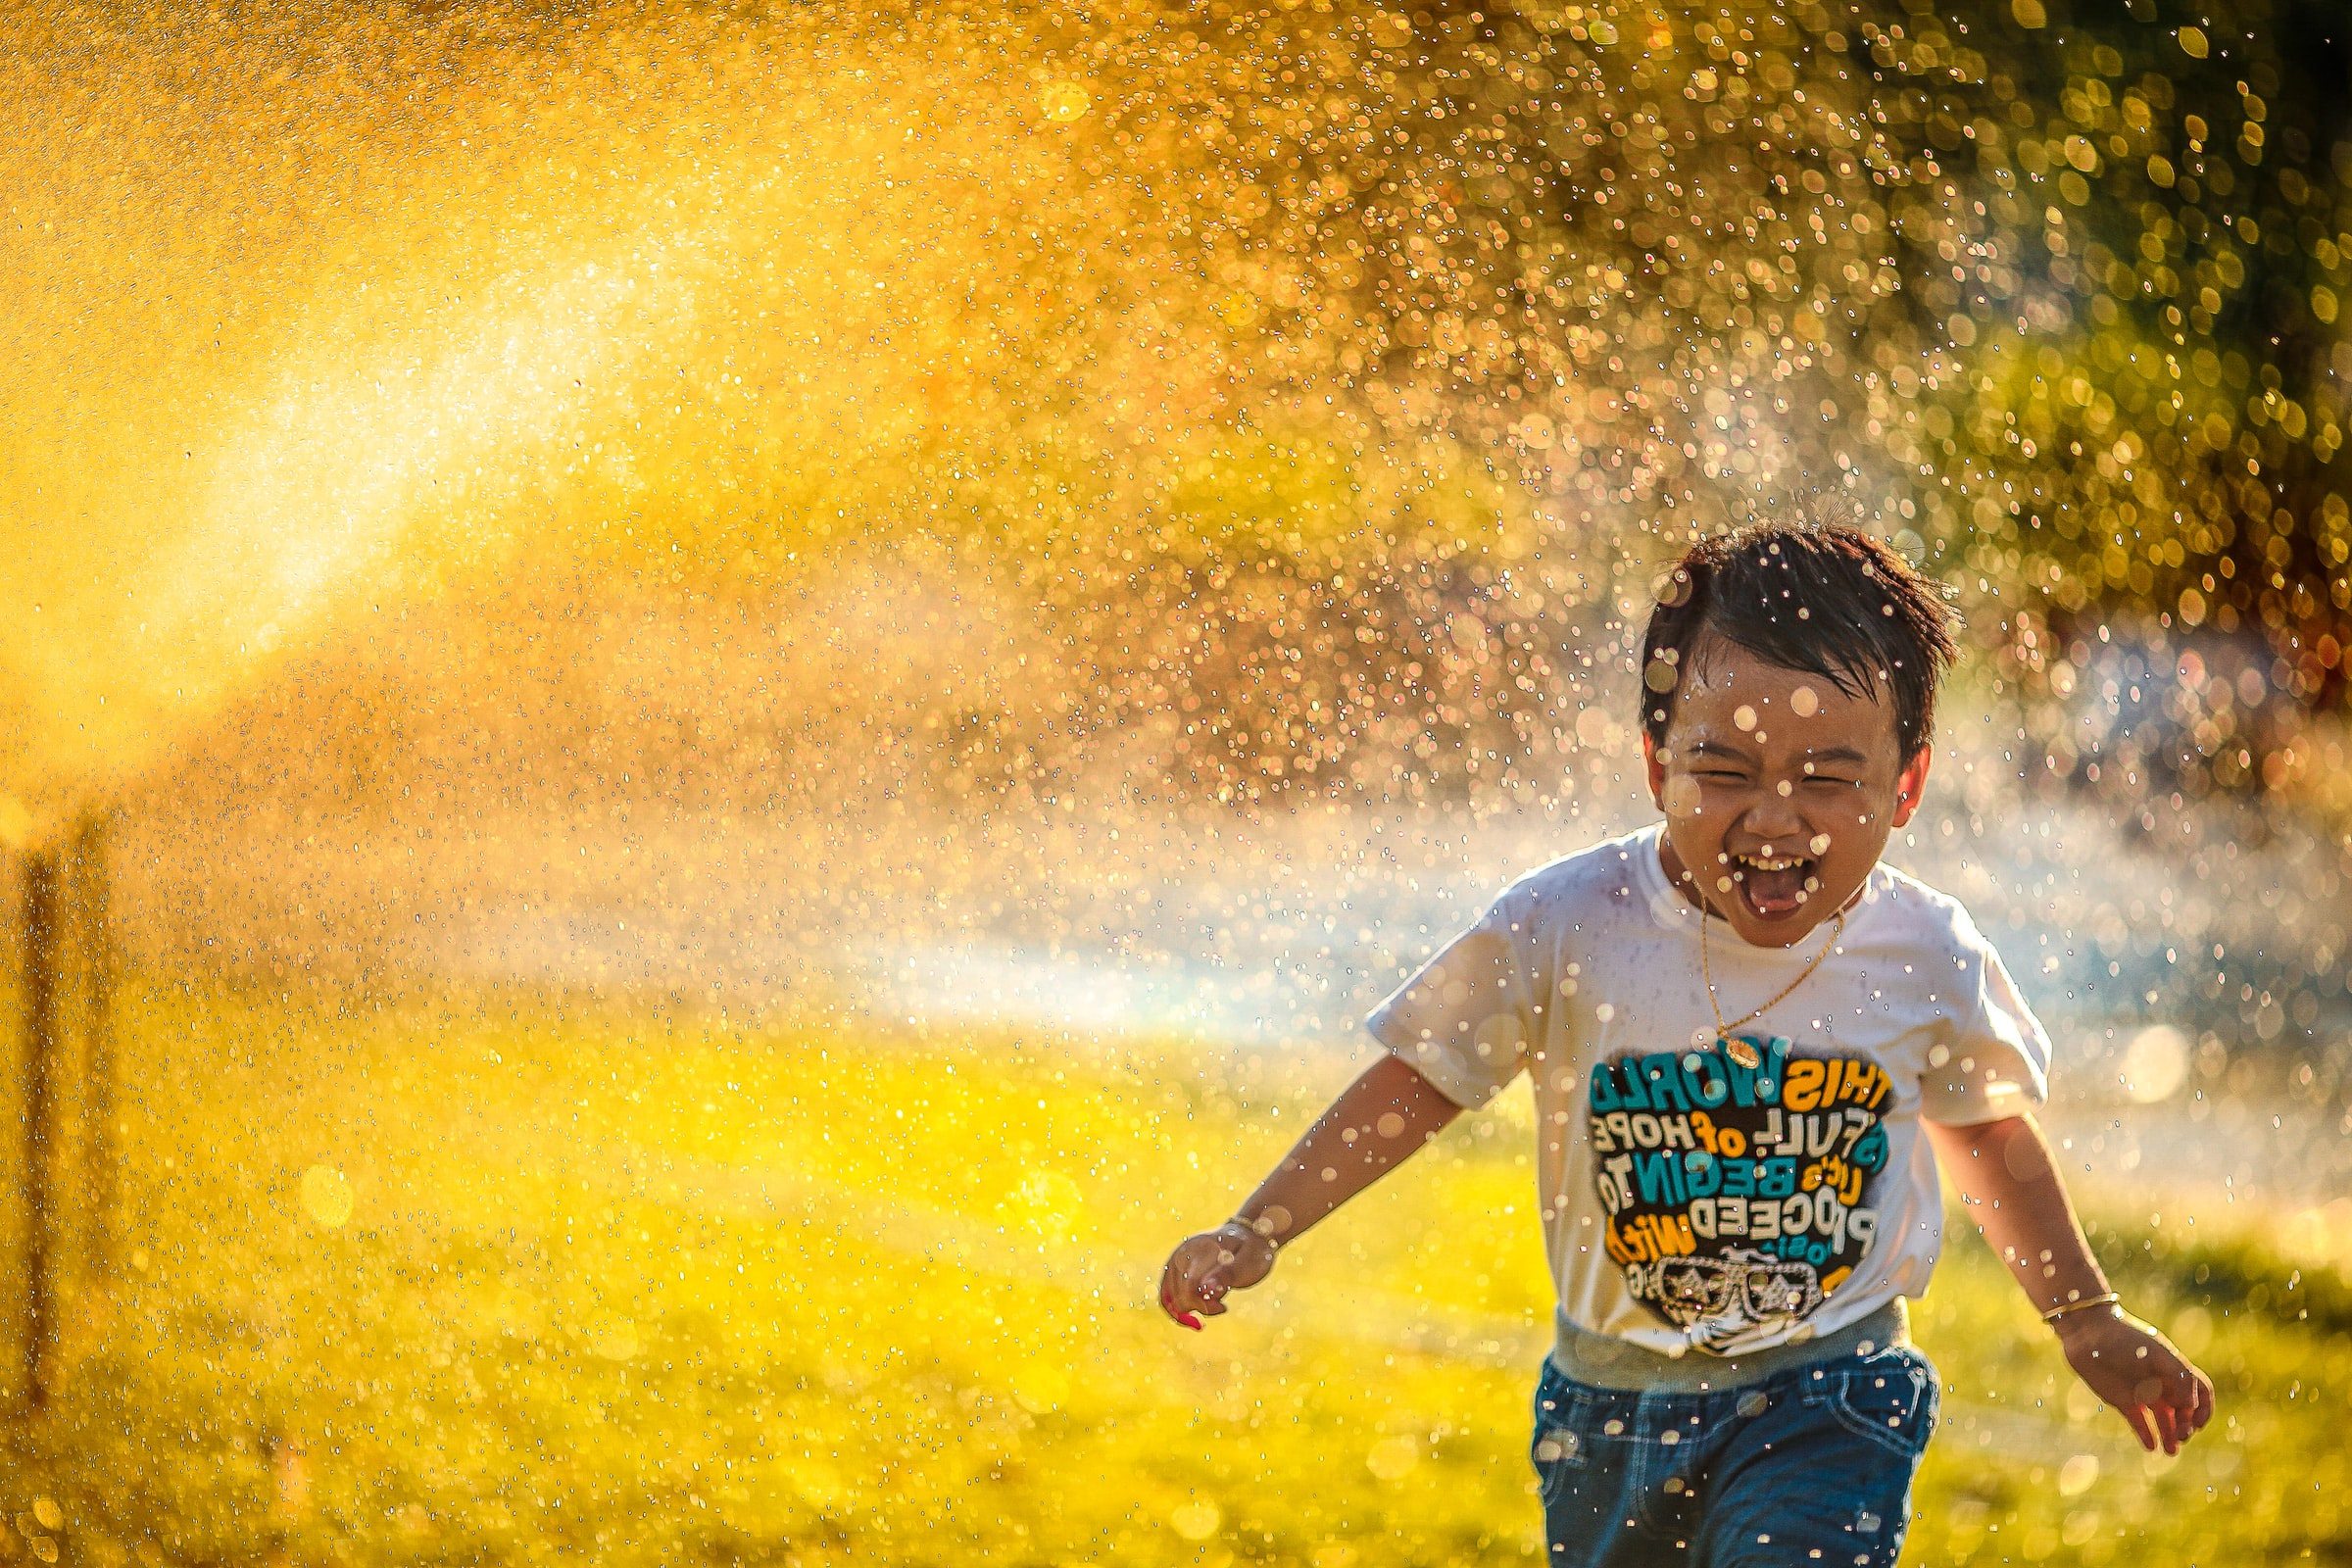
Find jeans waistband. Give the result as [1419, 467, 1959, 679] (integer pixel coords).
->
[1548, 1298, 1910, 1393]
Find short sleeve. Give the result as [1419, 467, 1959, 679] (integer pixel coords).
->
[1920, 915, 2052, 1125]
[1364, 880, 1540, 1110]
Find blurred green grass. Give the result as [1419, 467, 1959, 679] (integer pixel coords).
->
[0, 980, 2340, 1566]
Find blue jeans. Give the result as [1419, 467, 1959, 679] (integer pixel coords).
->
[1528, 1342, 1939, 1567]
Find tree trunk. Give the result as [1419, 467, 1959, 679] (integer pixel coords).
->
[18, 850, 61, 1414]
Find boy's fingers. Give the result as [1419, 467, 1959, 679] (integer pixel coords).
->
[1162, 1245, 1248, 1323]
[1158, 1278, 1204, 1331]
[1196, 1268, 1236, 1314]
[2120, 1401, 2159, 1452]
[1161, 1253, 1209, 1318]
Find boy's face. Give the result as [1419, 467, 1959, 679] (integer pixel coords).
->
[1642, 638, 1930, 949]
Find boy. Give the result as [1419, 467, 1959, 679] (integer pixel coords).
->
[1160, 523, 2214, 1566]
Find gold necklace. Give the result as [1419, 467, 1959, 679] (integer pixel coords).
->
[1696, 896, 1848, 1068]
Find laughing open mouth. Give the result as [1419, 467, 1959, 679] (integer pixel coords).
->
[1728, 851, 1819, 918]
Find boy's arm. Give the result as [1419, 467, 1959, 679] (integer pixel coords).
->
[1924, 1112, 2217, 1454]
[1159, 1053, 1464, 1329]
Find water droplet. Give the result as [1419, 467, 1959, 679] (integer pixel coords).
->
[1170, 1500, 1222, 1541]
[1039, 82, 1090, 122]
[2122, 1025, 2190, 1102]
[592, 1318, 641, 1361]
[299, 1165, 353, 1229]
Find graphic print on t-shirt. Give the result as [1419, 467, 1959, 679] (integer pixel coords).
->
[1587, 1034, 1890, 1350]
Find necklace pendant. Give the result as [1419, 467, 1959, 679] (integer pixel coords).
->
[1721, 1035, 1762, 1069]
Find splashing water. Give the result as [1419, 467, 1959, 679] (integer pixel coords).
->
[1, 5, 2348, 1563]
[15, 0, 2345, 849]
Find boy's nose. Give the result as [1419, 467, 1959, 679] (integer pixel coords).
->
[1740, 791, 1806, 841]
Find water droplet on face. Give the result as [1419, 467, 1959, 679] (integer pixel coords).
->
[1809, 833, 1833, 856]
[1789, 685, 1820, 717]
[1663, 775, 1702, 817]
[1776, 779, 1792, 797]
[1733, 704, 1758, 731]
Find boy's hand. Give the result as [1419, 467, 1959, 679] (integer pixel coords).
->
[2053, 1303, 2216, 1455]
[1159, 1221, 1278, 1331]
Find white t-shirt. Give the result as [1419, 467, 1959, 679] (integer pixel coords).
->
[1366, 823, 2051, 1360]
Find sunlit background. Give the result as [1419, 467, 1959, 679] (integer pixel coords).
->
[1, 0, 2348, 1562]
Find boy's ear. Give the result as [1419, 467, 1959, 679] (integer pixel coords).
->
[1642, 730, 1667, 810]
[1889, 745, 1933, 828]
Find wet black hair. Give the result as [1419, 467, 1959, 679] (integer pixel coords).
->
[1638, 522, 1961, 761]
